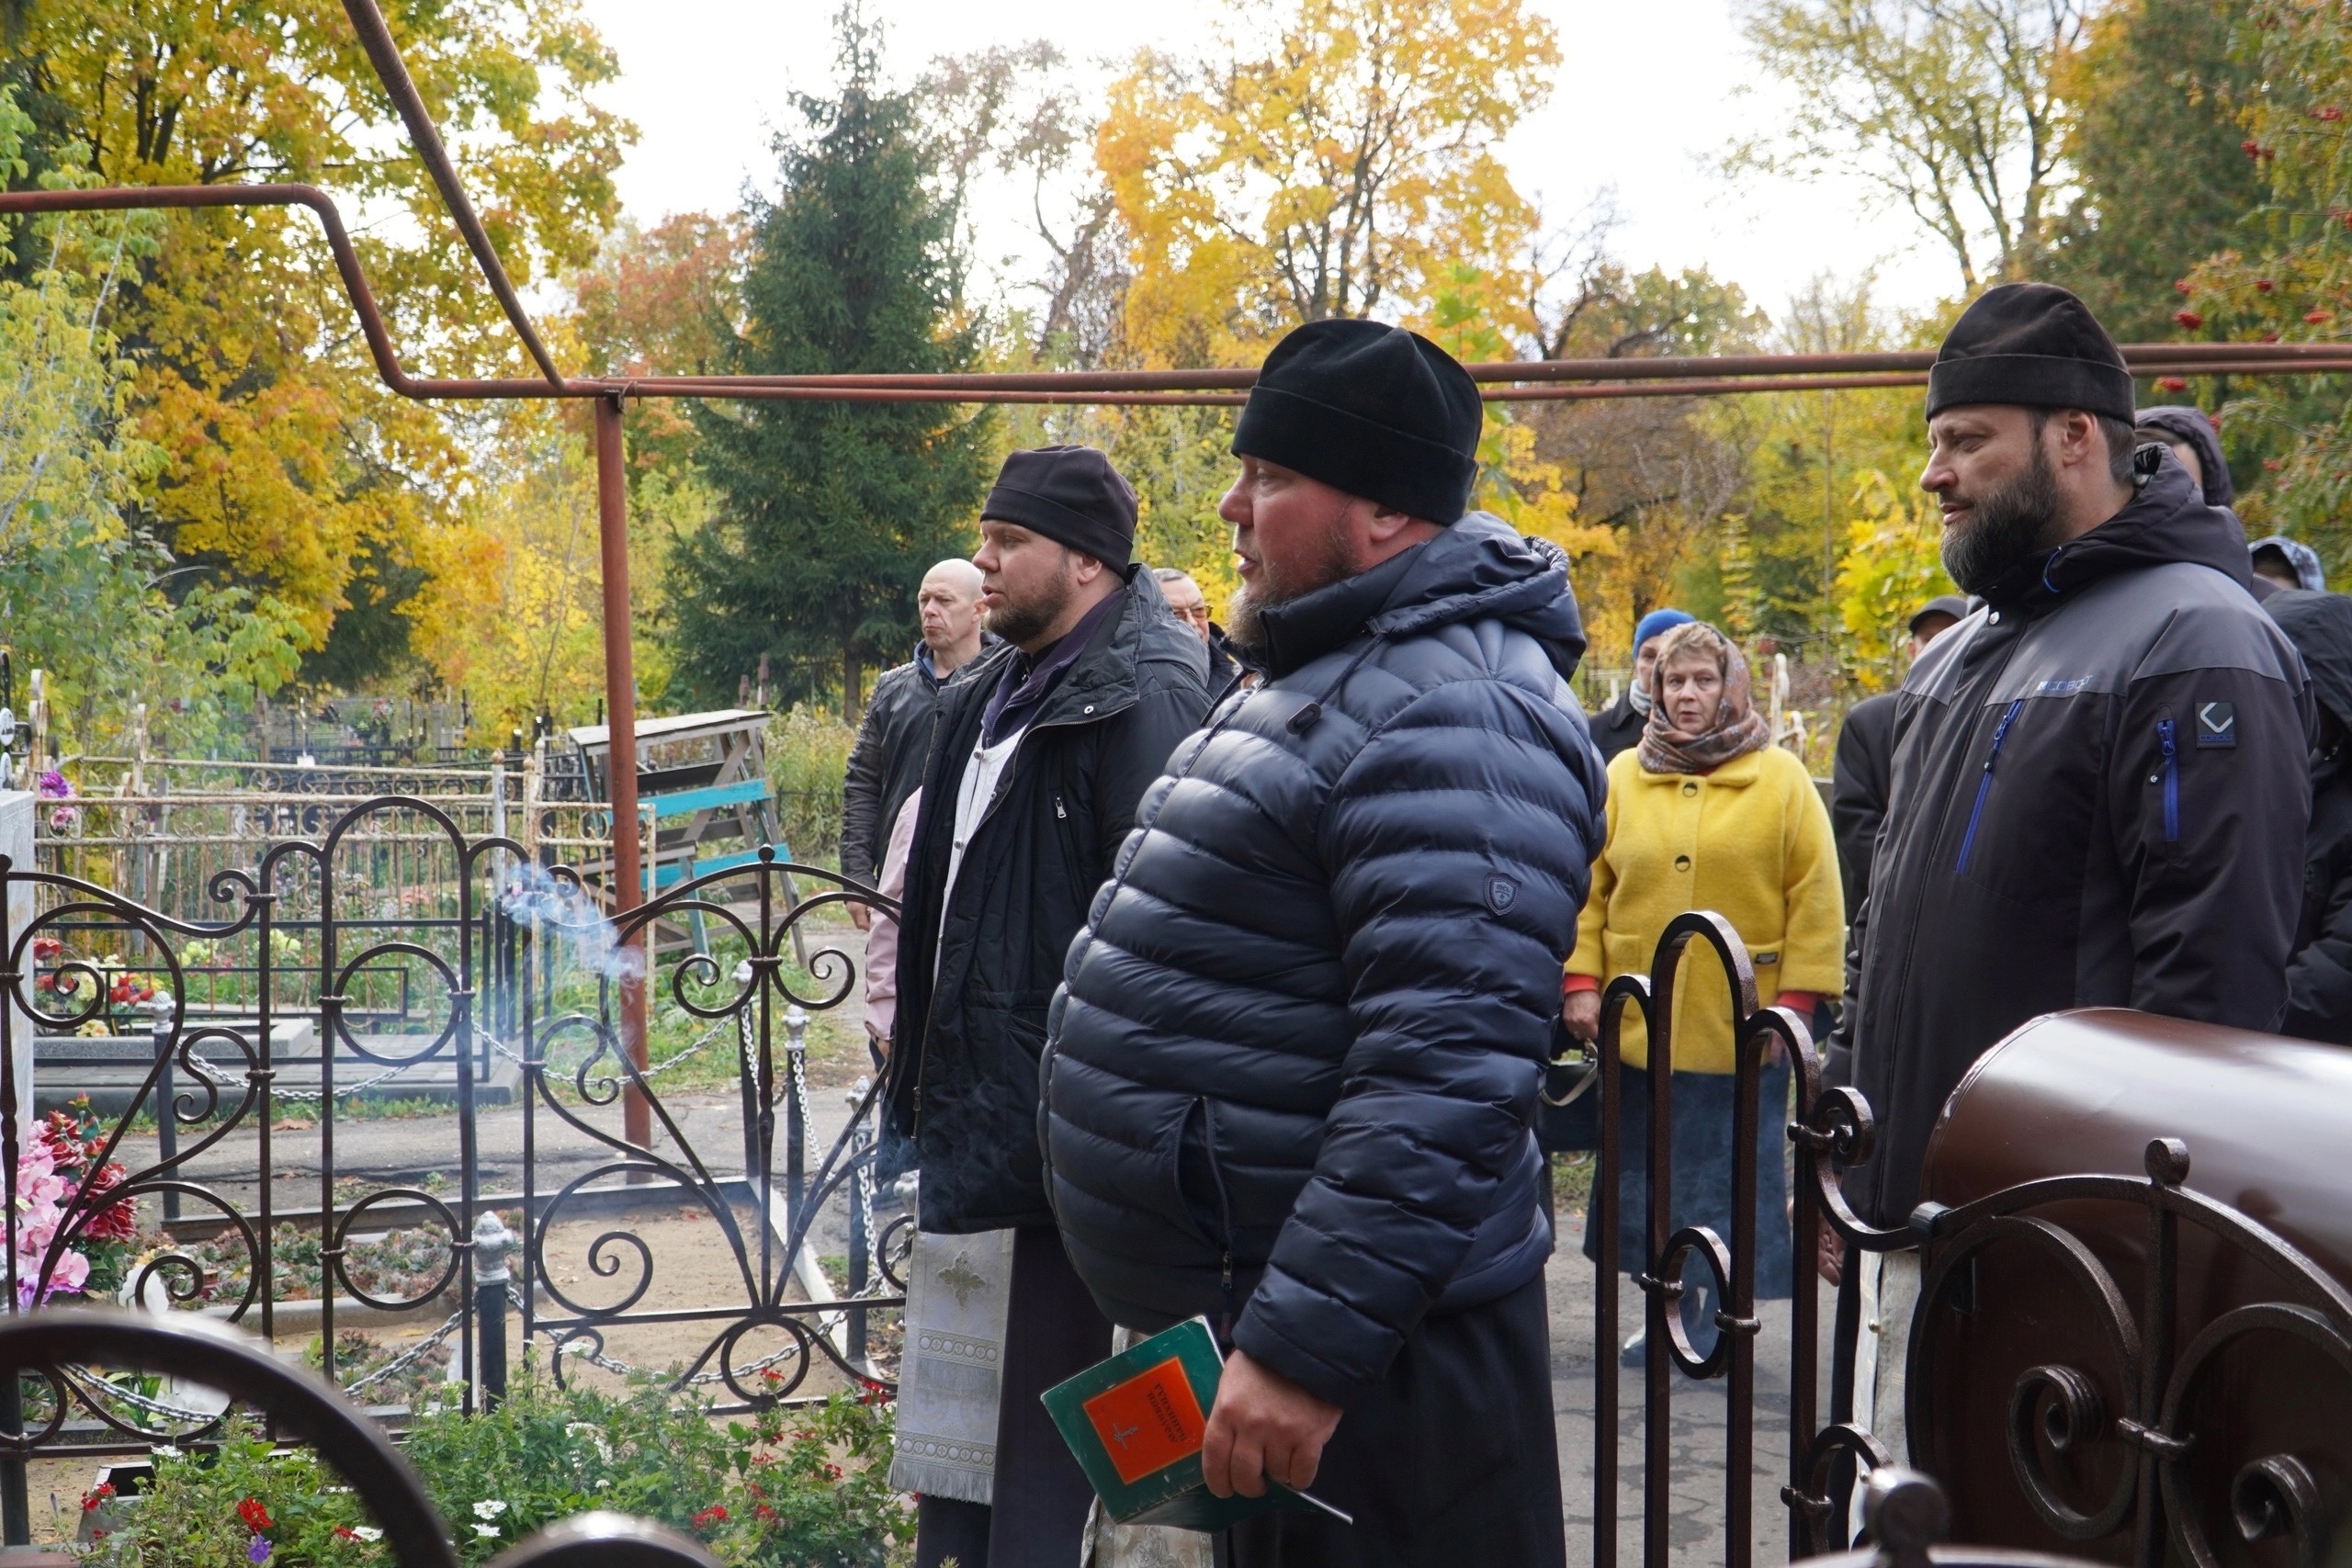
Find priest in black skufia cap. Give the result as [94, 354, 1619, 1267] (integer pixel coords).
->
[1044, 318, 1607, 1564]
[1823, 283, 2312, 1469]
[888, 443, 1210, 1568]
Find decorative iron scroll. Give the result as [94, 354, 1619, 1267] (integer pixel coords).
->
[0, 1309, 718, 1568]
[1905, 1138, 2352, 1568]
[0, 794, 903, 1459]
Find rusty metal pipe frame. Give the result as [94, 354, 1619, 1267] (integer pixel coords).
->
[340, 0, 565, 390]
[6, 185, 2348, 405]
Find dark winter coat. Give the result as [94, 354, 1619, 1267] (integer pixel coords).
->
[1589, 690, 1646, 762]
[1827, 458, 2312, 1229]
[2265, 590, 2352, 1043]
[1042, 513, 1609, 1410]
[840, 638, 997, 886]
[1831, 692, 1898, 919]
[887, 570, 1209, 1235]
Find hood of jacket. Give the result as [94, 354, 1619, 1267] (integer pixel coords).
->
[2136, 405, 2234, 507]
[1979, 457, 2251, 615]
[1249, 510, 1588, 681]
[2266, 588, 2352, 734]
[912, 629, 1002, 687]
[2251, 535, 2328, 594]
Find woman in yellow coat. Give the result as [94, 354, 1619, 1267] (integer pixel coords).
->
[1561, 620, 1844, 1364]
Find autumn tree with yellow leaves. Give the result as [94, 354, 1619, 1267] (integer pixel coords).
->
[1098, 0, 1558, 368]
[3, 0, 630, 682]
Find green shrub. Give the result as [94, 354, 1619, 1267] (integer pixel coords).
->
[88, 1371, 910, 1567]
[763, 703, 854, 869]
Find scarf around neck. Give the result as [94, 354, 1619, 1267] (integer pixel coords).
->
[1636, 627, 1772, 775]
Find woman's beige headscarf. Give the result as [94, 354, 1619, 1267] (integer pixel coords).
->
[1637, 621, 1772, 775]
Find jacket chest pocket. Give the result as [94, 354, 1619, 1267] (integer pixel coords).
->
[1951, 695, 2097, 904]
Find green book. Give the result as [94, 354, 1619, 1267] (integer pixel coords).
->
[1039, 1316, 1353, 1532]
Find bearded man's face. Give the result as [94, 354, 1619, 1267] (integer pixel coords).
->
[1218, 457, 1363, 650]
[1923, 406, 2062, 593]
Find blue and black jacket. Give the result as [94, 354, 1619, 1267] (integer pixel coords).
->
[1830, 450, 2312, 1229]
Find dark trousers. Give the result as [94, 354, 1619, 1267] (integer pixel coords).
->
[915, 1224, 1114, 1568]
[1217, 1269, 1565, 1568]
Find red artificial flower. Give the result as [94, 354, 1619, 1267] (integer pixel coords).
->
[2155, 377, 2188, 392]
[30, 938, 59, 962]
[2256, 278, 2276, 293]
[690, 1506, 728, 1529]
[238, 1498, 274, 1534]
[2175, 310, 2206, 330]
[82, 1484, 114, 1513]
[2308, 310, 2334, 323]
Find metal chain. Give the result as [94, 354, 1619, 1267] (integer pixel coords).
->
[340, 1307, 465, 1394]
[481, 1021, 725, 1080]
[176, 1049, 422, 1103]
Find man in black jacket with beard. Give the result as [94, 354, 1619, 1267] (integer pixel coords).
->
[1044, 321, 1606, 1565]
[889, 444, 1208, 1568]
[1826, 284, 2311, 1464]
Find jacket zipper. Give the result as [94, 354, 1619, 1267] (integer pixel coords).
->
[1953, 698, 2026, 875]
[1193, 1097, 1238, 1337]
[909, 691, 1134, 1137]
[2157, 717, 2179, 843]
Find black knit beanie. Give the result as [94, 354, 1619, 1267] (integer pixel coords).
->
[980, 445, 1137, 569]
[1232, 319, 1483, 523]
[1927, 283, 2135, 426]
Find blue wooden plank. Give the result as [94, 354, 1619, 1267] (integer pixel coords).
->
[647, 843, 792, 889]
[646, 777, 771, 818]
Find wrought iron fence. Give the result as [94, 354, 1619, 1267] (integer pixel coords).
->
[1571, 908, 2352, 1568]
[0, 795, 905, 1533]
[2, 799, 2347, 1564]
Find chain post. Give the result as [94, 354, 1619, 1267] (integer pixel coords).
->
[151, 991, 179, 1222]
[472, 1211, 514, 1407]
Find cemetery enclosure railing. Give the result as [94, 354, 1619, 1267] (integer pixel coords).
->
[0, 795, 906, 1484]
[1577, 909, 2352, 1568]
[6, 795, 2350, 1566]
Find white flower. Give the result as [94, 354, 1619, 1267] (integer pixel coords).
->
[152, 1445, 182, 1460]
[351, 1529, 382, 1543]
[471, 1501, 508, 1520]
[472, 1525, 500, 1540]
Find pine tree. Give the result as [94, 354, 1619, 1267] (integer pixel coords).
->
[670, 11, 992, 716]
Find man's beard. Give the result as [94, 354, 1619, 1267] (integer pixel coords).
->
[1940, 443, 2061, 593]
[1227, 513, 1360, 654]
[984, 559, 1077, 649]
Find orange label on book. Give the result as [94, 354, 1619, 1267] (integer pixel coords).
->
[1080, 1355, 1207, 1484]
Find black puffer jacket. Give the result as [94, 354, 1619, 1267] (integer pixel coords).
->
[2265, 590, 2352, 1043]
[1830, 457, 2311, 1228]
[888, 570, 1209, 1235]
[1589, 690, 1645, 761]
[1043, 514, 1608, 1409]
[840, 639, 996, 886]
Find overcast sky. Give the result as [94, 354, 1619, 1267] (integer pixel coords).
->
[574, 0, 1959, 335]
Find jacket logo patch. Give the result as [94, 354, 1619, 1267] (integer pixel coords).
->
[2035, 678, 2086, 696]
[2197, 702, 2237, 749]
[1486, 874, 1519, 915]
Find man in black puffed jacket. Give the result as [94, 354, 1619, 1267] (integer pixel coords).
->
[1044, 321, 1608, 1566]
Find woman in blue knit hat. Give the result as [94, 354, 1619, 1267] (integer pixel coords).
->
[1587, 607, 1696, 762]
